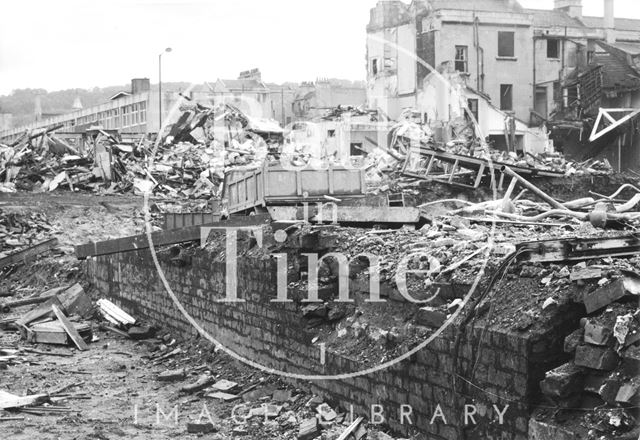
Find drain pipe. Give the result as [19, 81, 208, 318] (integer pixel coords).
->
[473, 15, 485, 92]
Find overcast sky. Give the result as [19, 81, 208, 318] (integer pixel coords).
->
[1, 0, 639, 95]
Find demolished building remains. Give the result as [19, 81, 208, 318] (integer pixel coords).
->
[0, 1, 639, 440]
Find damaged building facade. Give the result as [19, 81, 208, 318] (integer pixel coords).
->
[1, 2, 640, 440]
[366, 0, 640, 166]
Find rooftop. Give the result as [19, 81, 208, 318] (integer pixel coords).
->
[525, 8, 586, 29]
[425, 0, 523, 13]
[581, 16, 640, 32]
[592, 49, 640, 91]
[216, 78, 269, 91]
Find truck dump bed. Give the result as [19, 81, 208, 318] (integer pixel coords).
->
[224, 163, 366, 214]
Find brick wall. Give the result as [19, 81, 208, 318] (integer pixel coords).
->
[85, 245, 574, 440]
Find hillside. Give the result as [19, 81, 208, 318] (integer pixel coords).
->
[0, 82, 192, 128]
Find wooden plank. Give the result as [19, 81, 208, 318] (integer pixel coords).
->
[0, 293, 58, 313]
[51, 305, 88, 351]
[0, 238, 58, 270]
[408, 147, 564, 179]
[59, 283, 93, 318]
[75, 215, 271, 259]
[28, 324, 70, 345]
[0, 390, 48, 409]
[336, 416, 364, 440]
[516, 235, 640, 263]
[96, 299, 135, 325]
[206, 391, 239, 401]
[311, 206, 420, 224]
[15, 296, 63, 327]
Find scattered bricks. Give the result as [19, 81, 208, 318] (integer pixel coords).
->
[416, 306, 447, 328]
[528, 418, 581, 440]
[297, 417, 320, 440]
[615, 382, 640, 404]
[564, 329, 584, 353]
[186, 422, 218, 433]
[157, 367, 187, 381]
[574, 345, 619, 371]
[583, 321, 612, 346]
[540, 363, 584, 398]
[570, 265, 602, 282]
[582, 279, 627, 314]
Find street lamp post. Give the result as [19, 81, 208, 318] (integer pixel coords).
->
[158, 47, 172, 136]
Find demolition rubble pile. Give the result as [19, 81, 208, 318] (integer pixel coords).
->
[533, 268, 640, 438]
[0, 103, 280, 199]
[0, 210, 57, 260]
[0, 136, 96, 193]
[437, 141, 613, 176]
[1, 104, 616, 201]
[0, 277, 397, 440]
[381, 116, 612, 177]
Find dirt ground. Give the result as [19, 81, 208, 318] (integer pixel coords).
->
[0, 193, 371, 440]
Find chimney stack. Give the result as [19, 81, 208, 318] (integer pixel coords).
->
[554, 0, 582, 19]
[604, 0, 615, 44]
[131, 78, 150, 95]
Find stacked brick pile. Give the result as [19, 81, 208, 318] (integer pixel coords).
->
[538, 277, 639, 437]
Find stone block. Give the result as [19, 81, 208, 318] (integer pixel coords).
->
[570, 266, 602, 281]
[157, 368, 187, 382]
[416, 306, 447, 328]
[540, 362, 584, 398]
[186, 422, 218, 433]
[297, 417, 320, 440]
[621, 345, 640, 376]
[574, 345, 619, 371]
[582, 279, 627, 314]
[128, 325, 155, 340]
[583, 321, 612, 346]
[616, 382, 640, 404]
[598, 377, 622, 404]
[564, 329, 584, 353]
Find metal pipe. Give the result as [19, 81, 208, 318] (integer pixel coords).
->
[158, 47, 172, 136]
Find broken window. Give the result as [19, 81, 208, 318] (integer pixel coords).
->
[455, 46, 468, 72]
[500, 84, 513, 111]
[587, 50, 595, 65]
[371, 58, 378, 76]
[547, 38, 559, 59]
[328, 129, 336, 137]
[466, 98, 479, 122]
[498, 31, 515, 57]
[350, 142, 363, 156]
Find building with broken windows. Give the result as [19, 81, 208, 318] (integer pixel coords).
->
[0, 70, 297, 144]
[366, 0, 640, 158]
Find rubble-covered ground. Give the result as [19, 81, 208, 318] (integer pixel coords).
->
[0, 193, 404, 440]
